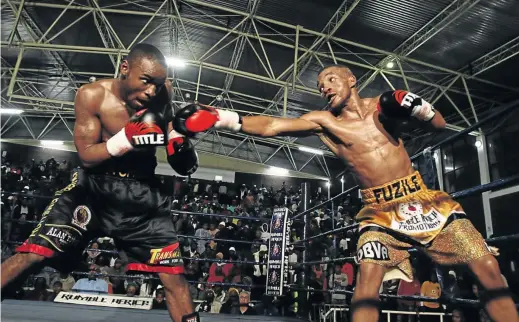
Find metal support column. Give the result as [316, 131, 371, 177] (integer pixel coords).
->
[477, 135, 493, 237]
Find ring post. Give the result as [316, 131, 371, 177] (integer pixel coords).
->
[301, 181, 310, 318]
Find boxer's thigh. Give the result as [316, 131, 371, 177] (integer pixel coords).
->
[16, 175, 96, 260]
[107, 183, 184, 274]
[356, 229, 414, 281]
[426, 219, 491, 265]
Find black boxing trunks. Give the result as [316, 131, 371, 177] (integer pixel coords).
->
[355, 171, 490, 281]
[16, 153, 183, 274]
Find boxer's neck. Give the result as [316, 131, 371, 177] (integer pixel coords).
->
[341, 89, 368, 119]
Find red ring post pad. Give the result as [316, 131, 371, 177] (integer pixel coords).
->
[266, 207, 291, 296]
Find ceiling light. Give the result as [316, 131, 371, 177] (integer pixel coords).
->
[40, 140, 64, 147]
[0, 108, 23, 115]
[325, 181, 331, 187]
[167, 57, 186, 68]
[267, 166, 289, 176]
[298, 146, 324, 155]
[386, 61, 395, 68]
[475, 140, 482, 148]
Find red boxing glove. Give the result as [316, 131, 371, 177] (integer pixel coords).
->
[173, 103, 242, 136]
[166, 130, 198, 176]
[106, 109, 166, 157]
[377, 90, 436, 122]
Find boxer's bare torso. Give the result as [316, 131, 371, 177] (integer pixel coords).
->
[300, 101, 414, 188]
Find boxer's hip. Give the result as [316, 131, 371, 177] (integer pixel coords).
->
[356, 171, 465, 245]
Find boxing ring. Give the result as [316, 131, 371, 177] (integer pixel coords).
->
[1, 300, 301, 322]
[2, 98, 519, 321]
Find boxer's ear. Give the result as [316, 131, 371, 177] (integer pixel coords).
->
[120, 59, 129, 79]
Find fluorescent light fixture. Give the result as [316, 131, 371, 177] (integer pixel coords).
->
[215, 175, 223, 181]
[267, 166, 289, 176]
[0, 108, 23, 115]
[167, 57, 186, 68]
[40, 140, 64, 147]
[298, 146, 324, 155]
[386, 61, 395, 68]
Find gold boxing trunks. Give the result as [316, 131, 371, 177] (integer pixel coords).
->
[355, 171, 491, 282]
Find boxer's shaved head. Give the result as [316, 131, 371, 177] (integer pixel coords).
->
[126, 43, 167, 68]
[318, 65, 354, 83]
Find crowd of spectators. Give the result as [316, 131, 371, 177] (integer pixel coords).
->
[1, 155, 519, 321]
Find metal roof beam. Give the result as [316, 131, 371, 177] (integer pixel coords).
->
[11, 1, 511, 91]
[471, 35, 519, 77]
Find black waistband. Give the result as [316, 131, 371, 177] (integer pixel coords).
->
[83, 168, 154, 180]
[358, 213, 467, 248]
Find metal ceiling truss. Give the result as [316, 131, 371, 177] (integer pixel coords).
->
[2, 0, 516, 178]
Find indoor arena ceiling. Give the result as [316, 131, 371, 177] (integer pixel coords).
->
[1, 0, 518, 179]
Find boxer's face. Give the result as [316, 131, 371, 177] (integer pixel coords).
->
[317, 66, 356, 112]
[120, 57, 167, 110]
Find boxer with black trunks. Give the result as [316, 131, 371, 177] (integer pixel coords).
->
[173, 65, 519, 321]
[1, 43, 200, 322]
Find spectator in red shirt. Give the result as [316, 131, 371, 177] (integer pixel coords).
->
[341, 262, 355, 286]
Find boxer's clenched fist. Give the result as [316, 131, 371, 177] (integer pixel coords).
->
[173, 103, 242, 136]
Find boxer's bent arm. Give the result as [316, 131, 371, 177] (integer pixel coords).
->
[73, 86, 111, 168]
[429, 110, 446, 130]
[241, 114, 322, 137]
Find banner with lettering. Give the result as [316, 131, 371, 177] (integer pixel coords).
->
[54, 292, 153, 310]
[266, 207, 290, 296]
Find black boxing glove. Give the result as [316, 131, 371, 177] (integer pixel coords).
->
[106, 108, 166, 157]
[377, 90, 436, 122]
[173, 103, 242, 136]
[167, 130, 198, 176]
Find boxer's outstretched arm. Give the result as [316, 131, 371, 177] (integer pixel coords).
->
[241, 113, 323, 137]
[74, 86, 111, 168]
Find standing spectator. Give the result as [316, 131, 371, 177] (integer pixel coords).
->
[84, 242, 101, 267]
[194, 222, 210, 255]
[397, 270, 421, 322]
[329, 264, 348, 304]
[420, 272, 441, 310]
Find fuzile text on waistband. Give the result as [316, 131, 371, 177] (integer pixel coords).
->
[372, 175, 422, 204]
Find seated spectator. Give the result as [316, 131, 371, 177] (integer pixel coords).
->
[220, 288, 240, 314]
[196, 289, 222, 313]
[107, 258, 126, 294]
[24, 277, 48, 301]
[47, 281, 63, 302]
[152, 289, 167, 310]
[126, 282, 138, 297]
[237, 291, 256, 315]
[56, 272, 75, 292]
[72, 267, 108, 294]
[190, 277, 207, 301]
[451, 308, 465, 322]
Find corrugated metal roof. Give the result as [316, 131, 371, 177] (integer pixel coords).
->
[336, 0, 454, 52]
[410, 0, 519, 69]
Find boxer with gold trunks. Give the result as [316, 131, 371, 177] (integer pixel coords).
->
[173, 65, 519, 322]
